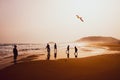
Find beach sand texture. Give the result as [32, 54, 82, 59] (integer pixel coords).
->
[0, 53, 120, 80]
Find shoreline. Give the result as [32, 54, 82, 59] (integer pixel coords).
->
[0, 53, 45, 70]
[0, 47, 120, 70]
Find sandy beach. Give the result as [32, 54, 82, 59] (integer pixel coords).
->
[0, 53, 120, 80]
[0, 0, 120, 80]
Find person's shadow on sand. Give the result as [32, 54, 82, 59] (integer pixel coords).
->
[54, 52, 57, 59]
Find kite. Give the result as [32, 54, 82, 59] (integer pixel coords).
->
[76, 15, 84, 22]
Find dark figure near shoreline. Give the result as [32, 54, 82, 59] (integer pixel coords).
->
[46, 43, 50, 60]
[74, 46, 78, 58]
[54, 43, 57, 59]
[66, 45, 70, 58]
[13, 45, 18, 64]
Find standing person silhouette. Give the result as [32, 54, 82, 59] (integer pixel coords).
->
[46, 43, 50, 60]
[74, 46, 78, 58]
[66, 45, 70, 58]
[54, 43, 57, 59]
[13, 45, 18, 64]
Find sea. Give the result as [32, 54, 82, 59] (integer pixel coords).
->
[0, 42, 120, 60]
[0, 43, 46, 59]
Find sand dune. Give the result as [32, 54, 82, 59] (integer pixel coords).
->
[77, 36, 120, 44]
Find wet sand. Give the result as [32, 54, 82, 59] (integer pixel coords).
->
[0, 53, 45, 70]
[0, 53, 120, 80]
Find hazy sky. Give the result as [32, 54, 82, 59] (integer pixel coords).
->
[0, 0, 120, 43]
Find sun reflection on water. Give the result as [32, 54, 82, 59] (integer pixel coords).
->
[32, 42, 120, 61]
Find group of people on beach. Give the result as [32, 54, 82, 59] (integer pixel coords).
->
[46, 43, 78, 60]
[12, 43, 78, 64]
[45, 43, 57, 60]
[66, 45, 78, 58]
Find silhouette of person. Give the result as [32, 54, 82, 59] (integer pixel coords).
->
[74, 46, 78, 58]
[54, 43, 57, 59]
[66, 45, 70, 58]
[46, 43, 50, 60]
[13, 45, 18, 64]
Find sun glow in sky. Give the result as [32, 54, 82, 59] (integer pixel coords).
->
[0, 0, 120, 43]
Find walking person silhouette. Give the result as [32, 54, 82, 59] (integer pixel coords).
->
[66, 45, 70, 58]
[46, 43, 50, 60]
[74, 46, 78, 58]
[13, 45, 18, 64]
[54, 43, 57, 59]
